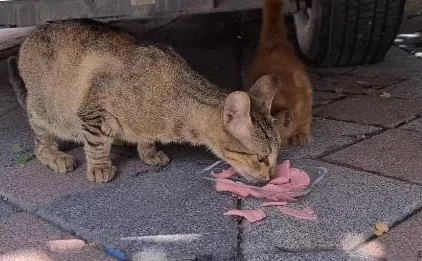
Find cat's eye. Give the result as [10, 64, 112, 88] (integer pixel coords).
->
[225, 148, 252, 155]
[258, 155, 269, 166]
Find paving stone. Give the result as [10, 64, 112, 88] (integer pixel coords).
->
[175, 47, 242, 90]
[354, 47, 421, 81]
[310, 48, 420, 93]
[242, 49, 407, 95]
[240, 159, 422, 255]
[325, 129, 422, 184]
[279, 118, 380, 159]
[244, 252, 378, 261]
[0, 60, 19, 115]
[0, 98, 17, 116]
[36, 148, 238, 261]
[313, 92, 346, 107]
[384, 75, 422, 99]
[352, 48, 421, 77]
[0, 115, 33, 168]
[356, 211, 422, 261]
[0, 57, 34, 169]
[401, 117, 422, 133]
[389, 22, 422, 88]
[314, 95, 422, 127]
[0, 199, 16, 221]
[311, 74, 400, 95]
[0, 145, 156, 211]
[0, 212, 115, 261]
[0, 105, 30, 131]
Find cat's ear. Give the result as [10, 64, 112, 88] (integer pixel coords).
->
[223, 91, 253, 139]
[248, 75, 280, 112]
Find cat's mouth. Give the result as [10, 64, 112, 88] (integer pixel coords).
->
[233, 168, 270, 184]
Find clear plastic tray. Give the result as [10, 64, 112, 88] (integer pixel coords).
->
[198, 161, 328, 197]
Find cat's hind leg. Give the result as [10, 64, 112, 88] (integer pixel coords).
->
[31, 122, 76, 173]
[137, 141, 170, 166]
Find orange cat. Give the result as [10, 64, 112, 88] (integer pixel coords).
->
[247, 0, 313, 147]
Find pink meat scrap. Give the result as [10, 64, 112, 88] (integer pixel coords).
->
[214, 160, 310, 199]
[214, 178, 297, 202]
[212, 168, 237, 179]
[261, 201, 288, 207]
[279, 206, 317, 220]
[224, 209, 266, 223]
[214, 160, 317, 222]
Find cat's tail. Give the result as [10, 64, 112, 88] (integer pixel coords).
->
[260, 0, 288, 47]
[7, 55, 27, 109]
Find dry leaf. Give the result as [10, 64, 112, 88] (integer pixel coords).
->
[380, 91, 391, 98]
[374, 221, 389, 236]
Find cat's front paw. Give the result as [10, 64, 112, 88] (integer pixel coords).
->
[87, 165, 116, 183]
[41, 152, 76, 173]
[141, 151, 170, 166]
[289, 133, 312, 146]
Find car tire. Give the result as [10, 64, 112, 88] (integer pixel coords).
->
[293, 0, 407, 67]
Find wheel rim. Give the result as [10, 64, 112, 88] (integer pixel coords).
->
[293, 0, 313, 55]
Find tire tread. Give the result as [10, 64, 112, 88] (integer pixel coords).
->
[297, 0, 406, 67]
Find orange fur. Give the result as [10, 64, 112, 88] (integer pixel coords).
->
[247, 0, 313, 147]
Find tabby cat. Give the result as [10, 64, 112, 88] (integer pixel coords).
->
[247, 0, 313, 146]
[9, 20, 280, 183]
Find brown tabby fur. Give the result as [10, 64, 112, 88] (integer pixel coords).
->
[13, 20, 280, 183]
[247, 0, 313, 146]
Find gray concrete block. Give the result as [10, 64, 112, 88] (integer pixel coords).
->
[311, 47, 421, 94]
[240, 159, 422, 255]
[244, 252, 378, 261]
[325, 129, 422, 184]
[279, 118, 380, 159]
[353, 47, 422, 79]
[313, 92, 345, 107]
[356, 211, 422, 261]
[311, 73, 397, 95]
[0, 146, 155, 211]
[0, 212, 115, 260]
[400, 117, 422, 133]
[380, 45, 422, 99]
[36, 147, 238, 260]
[0, 199, 16, 221]
[0, 122, 33, 168]
[0, 105, 30, 130]
[384, 76, 422, 99]
[0, 147, 98, 211]
[0, 102, 17, 118]
[314, 95, 422, 128]
[0, 60, 20, 115]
